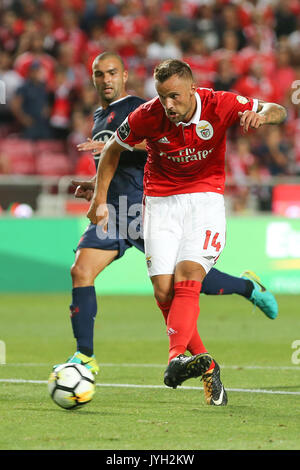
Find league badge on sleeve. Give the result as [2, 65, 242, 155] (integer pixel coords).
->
[236, 95, 249, 104]
[196, 120, 214, 140]
[118, 117, 131, 141]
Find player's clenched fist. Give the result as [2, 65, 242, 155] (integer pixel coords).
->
[71, 179, 95, 201]
[87, 198, 109, 231]
[238, 110, 267, 132]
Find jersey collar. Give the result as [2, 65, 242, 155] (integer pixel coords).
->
[109, 94, 131, 106]
[176, 91, 202, 127]
[98, 94, 131, 111]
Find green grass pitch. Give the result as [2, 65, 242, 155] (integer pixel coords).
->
[0, 293, 299, 450]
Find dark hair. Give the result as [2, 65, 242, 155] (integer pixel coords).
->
[93, 52, 125, 71]
[154, 59, 194, 83]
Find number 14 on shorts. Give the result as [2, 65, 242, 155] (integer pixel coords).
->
[203, 230, 221, 252]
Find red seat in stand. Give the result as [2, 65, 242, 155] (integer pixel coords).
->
[35, 151, 72, 176]
[0, 138, 36, 174]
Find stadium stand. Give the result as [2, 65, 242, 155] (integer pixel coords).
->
[0, 0, 299, 214]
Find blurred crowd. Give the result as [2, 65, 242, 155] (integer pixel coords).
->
[0, 0, 300, 212]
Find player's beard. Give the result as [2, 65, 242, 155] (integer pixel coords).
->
[165, 94, 197, 124]
[166, 103, 194, 124]
[99, 86, 119, 105]
[167, 110, 188, 124]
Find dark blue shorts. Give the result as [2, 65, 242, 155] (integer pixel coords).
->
[76, 222, 145, 259]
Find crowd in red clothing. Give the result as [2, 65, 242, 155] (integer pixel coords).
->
[0, 0, 300, 212]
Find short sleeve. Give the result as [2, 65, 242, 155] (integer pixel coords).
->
[115, 106, 146, 151]
[216, 91, 258, 127]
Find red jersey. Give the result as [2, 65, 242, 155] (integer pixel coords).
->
[116, 88, 258, 197]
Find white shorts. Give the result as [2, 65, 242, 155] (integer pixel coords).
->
[143, 192, 226, 277]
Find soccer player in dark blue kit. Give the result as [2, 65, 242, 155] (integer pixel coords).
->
[59, 52, 277, 375]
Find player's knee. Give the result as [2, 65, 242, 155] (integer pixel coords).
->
[153, 286, 173, 305]
[175, 260, 207, 283]
[70, 262, 95, 286]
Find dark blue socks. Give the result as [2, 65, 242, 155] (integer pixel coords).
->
[202, 268, 253, 297]
[69, 272, 252, 357]
[70, 286, 97, 357]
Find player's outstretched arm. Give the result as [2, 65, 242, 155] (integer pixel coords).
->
[238, 100, 287, 132]
[87, 135, 123, 226]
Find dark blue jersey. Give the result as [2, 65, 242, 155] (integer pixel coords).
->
[92, 95, 147, 205]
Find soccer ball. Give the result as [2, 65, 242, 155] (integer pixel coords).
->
[48, 363, 95, 409]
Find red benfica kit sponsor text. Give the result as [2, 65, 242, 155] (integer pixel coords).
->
[116, 88, 257, 197]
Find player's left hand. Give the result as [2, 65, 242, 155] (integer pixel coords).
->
[87, 198, 109, 231]
[238, 110, 267, 132]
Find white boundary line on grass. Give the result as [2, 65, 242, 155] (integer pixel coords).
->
[3, 362, 300, 371]
[1, 378, 300, 396]
[102, 363, 300, 371]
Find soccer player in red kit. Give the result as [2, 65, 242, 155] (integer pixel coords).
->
[87, 59, 287, 406]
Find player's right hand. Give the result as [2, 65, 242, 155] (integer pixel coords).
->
[238, 110, 267, 132]
[77, 138, 105, 155]
[87, 198, 109, 230]
[71, 179, 95, 202]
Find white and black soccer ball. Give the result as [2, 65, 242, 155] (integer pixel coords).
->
[48, 363, 95, 409]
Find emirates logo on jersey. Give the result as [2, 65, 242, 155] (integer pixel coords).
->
[160, 147, 214, 163]
[196, 120, 214, 140]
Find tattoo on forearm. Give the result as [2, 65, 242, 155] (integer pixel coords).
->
[260, 104, 287, 125]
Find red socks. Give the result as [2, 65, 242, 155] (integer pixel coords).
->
[168, 280, 202, 361]
[156, 299, 171, 325]
[187, 328, 208, 356]
[157, 280, 210, 363]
